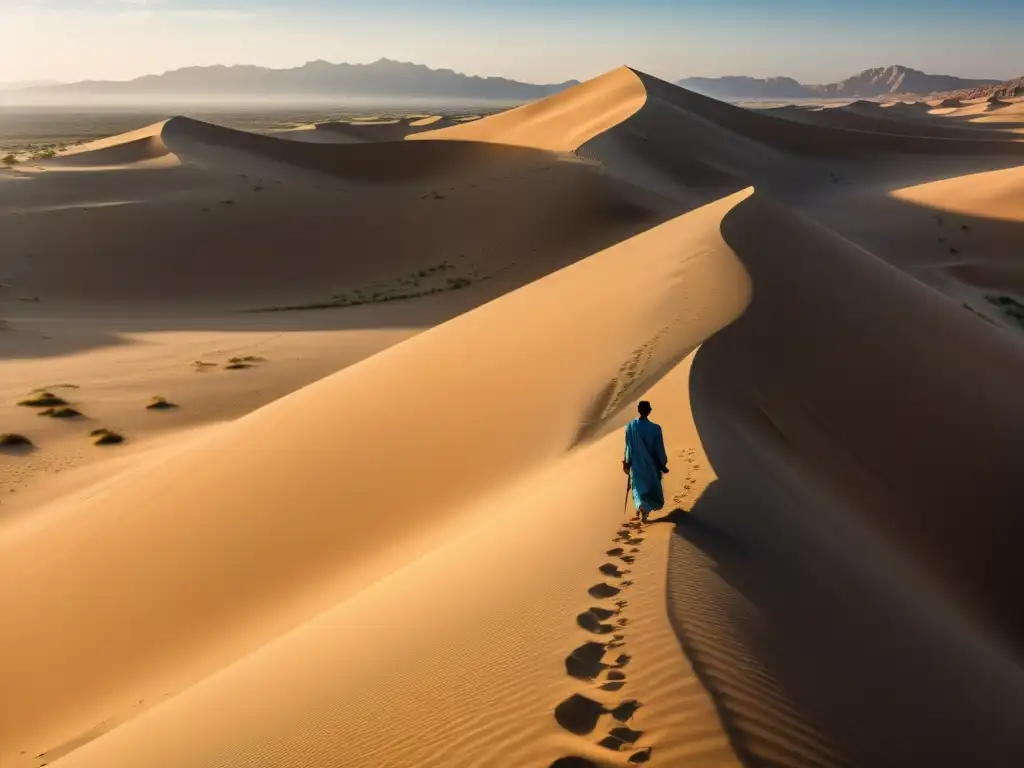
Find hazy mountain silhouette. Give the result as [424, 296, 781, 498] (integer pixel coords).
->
[678, 65, 1001, 101]
[18, 59, 578, 102]
[0, 79, 60, 91]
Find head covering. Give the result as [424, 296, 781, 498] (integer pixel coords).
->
[638, 400, 652, 414]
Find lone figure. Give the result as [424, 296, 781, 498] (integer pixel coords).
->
[622, 400, 669, 523]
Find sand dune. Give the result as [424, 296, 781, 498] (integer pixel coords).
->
[764, 101, 1010, 139]
[5, 190, 751, 768]
[677, 191, 1024, 766]
[0, 114, 674, 305]
[4, 64, 1024, 768]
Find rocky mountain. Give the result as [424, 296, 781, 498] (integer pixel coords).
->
[679, 65, 1001, 101]
[932, 75, 1024, 100]
[18, 59, 578, 102]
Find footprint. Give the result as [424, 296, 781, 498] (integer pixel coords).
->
[577, 611, 615, 635]
[589, 583, 621, 599]
[610, 700, 641, 721]
[619, 556, 635, 565]
[629, 747, 653, 763]
[554, 694, 606, 735]
[620, 581, 634, 589]
[601, 681, 627, 692]
[606, 670, 626, 681]
[606, 548, 625, 556]
[612, 653, 631, 669]
[599, 563, 629, 578]
[630, 548, 640, 554]
[549, 759, 600, 768]
[599, 727, 644, 751]
[566, 642, 609, 681]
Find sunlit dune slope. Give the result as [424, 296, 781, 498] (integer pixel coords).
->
[0, 187, 753, 766]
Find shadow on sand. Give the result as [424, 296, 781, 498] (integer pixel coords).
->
[648, 189, 1024, 767]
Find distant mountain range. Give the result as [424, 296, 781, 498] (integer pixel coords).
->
[678, 65, 1002, 101]
[14, 59, 578, 102]
[0, 79, 60, 91]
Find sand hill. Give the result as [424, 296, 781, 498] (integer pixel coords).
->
[2, 66, 1023, 768]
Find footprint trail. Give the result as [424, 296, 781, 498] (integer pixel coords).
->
[550, 516, 655, 766]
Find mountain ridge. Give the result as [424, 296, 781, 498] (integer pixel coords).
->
[678, 64, 1002, 101]
[16, 58, 579, 102]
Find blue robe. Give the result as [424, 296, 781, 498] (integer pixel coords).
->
[624, 418, 668, 512]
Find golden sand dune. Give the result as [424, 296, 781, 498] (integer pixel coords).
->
[3, 66, 1024, 768]
[51, 122, 177, 166]
[410, 66, 649, 152]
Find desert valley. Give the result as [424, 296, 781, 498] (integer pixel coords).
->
[2, 58, 1024, 768]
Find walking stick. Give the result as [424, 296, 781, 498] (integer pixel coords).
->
[624, 475, 632, 516]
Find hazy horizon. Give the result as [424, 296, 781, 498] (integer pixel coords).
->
[2, 0, 1020, 88]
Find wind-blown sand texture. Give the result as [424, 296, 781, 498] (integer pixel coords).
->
[2, 66, 1023, 768]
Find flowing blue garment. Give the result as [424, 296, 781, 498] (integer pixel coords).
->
[624, 418, 668, 512]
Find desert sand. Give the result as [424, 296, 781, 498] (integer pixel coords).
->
[2, 66, 1023, 768]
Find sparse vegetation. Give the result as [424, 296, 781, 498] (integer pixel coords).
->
[224, 356, 265, 370]
[146, 396, 178, 410]
[91, 428, 125, 445]
[1, 154, 17, 166]
[243, 260, 484, 313]
[38, 406, 82, 419]
[0, 433, 32, 447]
[18, 391, 69, 408]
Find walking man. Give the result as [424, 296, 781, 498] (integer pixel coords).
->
[622, 400, 669, 523]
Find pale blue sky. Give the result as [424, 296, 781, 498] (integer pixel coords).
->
[3, 0, 1020, 84]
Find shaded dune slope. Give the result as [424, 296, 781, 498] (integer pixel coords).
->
[624, 71, 1024, 157]
[762, 103, 1010, 139]
[1, 114, 676, 304]
[312, 115, 457, 142]
[672, 192, 1024, 766]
